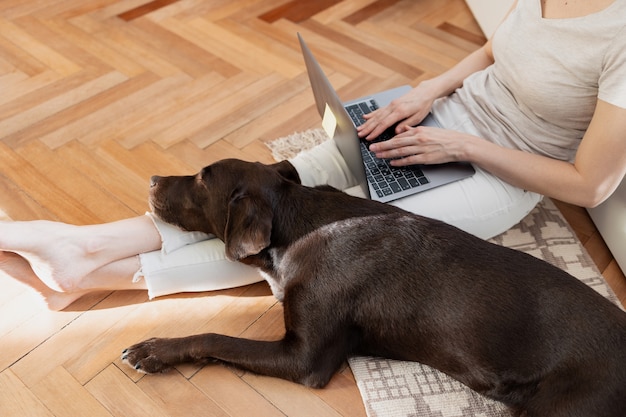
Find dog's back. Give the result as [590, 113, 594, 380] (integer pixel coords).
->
[276, 212, 626, 416]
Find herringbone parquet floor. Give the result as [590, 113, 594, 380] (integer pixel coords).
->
[1, 1, 624, 416]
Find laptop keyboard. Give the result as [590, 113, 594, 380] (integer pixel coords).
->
[345, 100, 430, 199]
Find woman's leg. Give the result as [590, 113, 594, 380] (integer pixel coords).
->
[0, 250, 145, 311]
[290, 139, 361, 192]
[0, 213, 261, 310]
[0, 138, 348, 309]
[389, 166, 542, 239]
[290, 98, 543, 239]
[0, 216, 161, 292]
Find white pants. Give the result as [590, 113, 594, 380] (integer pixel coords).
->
[137, 95, 542, 298]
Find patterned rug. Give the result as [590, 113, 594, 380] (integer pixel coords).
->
[266, 129, 621, 417]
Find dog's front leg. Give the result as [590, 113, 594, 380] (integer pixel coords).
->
[122, 332, 343, 388]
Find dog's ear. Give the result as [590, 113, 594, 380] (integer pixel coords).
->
[270, 160, 301, 184]
[224, 191, 273, 261]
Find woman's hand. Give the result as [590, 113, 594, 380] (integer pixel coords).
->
[368, 126, 475, 166]
[358, 39, 497, 142]
[357, 83, 438, 141]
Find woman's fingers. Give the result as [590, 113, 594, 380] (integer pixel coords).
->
[368, 127, 459, 166]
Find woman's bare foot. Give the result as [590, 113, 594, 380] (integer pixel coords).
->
[0, 251, 89, 311]
[0, 217, 161, 293]
[0, 220, 113, 292]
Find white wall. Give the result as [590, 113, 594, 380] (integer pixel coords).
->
[588, 183, 626, 273]
[464, 0, 514, 37]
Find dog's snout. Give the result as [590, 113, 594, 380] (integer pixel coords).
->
[150, 176, 161, 188]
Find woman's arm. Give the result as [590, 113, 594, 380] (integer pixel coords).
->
[372, 99, 626, 207]
[358, 0, 520, 141]
[470, 99, 626, 207]
[357, 41, 495, 141]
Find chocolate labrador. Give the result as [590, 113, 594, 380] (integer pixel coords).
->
[122, 159, 626, 417]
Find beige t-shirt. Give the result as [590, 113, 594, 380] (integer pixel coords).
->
[453, 0, 626, 162]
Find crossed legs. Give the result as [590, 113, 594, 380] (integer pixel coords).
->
[0, 216, 158, 310]
[0, 214, 263, 311]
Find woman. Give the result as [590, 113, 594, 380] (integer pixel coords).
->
[2, 0, 625, 310]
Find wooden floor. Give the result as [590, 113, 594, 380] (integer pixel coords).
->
[1, 0, 624, 416]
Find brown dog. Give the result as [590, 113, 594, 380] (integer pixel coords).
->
[123, 159, 626, 417]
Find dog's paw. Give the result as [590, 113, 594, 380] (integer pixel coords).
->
[121, 337, 173, 374]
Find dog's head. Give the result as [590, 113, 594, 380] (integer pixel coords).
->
[149, 159, 300, 261]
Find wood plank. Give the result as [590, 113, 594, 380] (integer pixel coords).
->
[0, 17, 81, 75]
[43, 72, 184, 149]
[119, 0, 181, 21]
[31, 367, 114, 417]
[136, 370, 230, 417]
[190, 73, 310, 149]
[0, 71, 61, 107]
[0, 167, 52, 221]
[121, 72, 258, 148]
[342, 0, 402, 25]
[0, 2, 623, 417]
[259, 0, 343, 23]
[10, 301, 143, 387]
[604, 260, 626, 307]
[15, 140, 138, 221]
[242, 373, 344, 417]
[0, 142, 100, 223]
[54, 140, 151, 217]
[191, 366, 286, 417]
[85, 364, 171, 417]
[133, 18, 240, 78]
[42, 17, 146, 77]
[0, 70, 128, 147]
[113, 72, 226, 149]
[0, 369, 54, 417]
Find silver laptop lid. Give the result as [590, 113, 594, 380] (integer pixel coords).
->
[298, 33, 369, 190]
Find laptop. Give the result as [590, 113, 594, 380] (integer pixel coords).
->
[298, 33, 475, 202]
